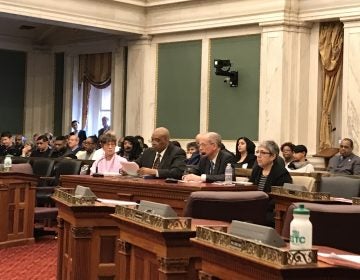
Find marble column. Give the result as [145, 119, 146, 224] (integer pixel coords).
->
[125, 35, 155, 140]
[111, 45, 126, 136]
[24, 49, 55, 137]
[258, 22, 315, 150]
[341, 17, 360, 154]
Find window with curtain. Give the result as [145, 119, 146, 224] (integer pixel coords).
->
[78, 52, 112, 136]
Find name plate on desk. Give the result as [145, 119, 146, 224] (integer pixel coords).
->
[195, 226, 317, 266]
[53, 188, 97, 205]
[271, 186, 331, 200]
[114, 205, 191, 231]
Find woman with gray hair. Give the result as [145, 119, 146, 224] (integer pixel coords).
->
[249, 140, 292, 226]
[250, 140, 292, 192]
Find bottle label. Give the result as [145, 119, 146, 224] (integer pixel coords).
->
[290, 229, 306, 245]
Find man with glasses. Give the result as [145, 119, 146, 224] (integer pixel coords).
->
[328, 138, 360, 175]
[76, 136, 98, 160]
[31, 135, 51, 157]
[182, 132, 235, 183]
[135, 127, 186, 179]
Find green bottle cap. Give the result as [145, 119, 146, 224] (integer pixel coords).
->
[293, 204, 310, 215]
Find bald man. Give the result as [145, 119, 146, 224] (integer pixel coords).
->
[135, 127, 186, 179]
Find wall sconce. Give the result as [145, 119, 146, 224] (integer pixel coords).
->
[214, 59, 238, 87]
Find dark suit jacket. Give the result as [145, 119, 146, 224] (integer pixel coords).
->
[135, 143, 186, 179]
[194, 149, 236, 182]
[249, 160, 292, 193]
[78, 130, 87, 145]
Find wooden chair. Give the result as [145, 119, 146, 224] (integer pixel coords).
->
[313, 147, 339, 168]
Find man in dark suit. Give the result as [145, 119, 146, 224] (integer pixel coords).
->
[183, 132, 235, 182]
[71, 120, 87, 146]
[135, 127, 186, 179]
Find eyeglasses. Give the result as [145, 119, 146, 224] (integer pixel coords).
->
[255, 150, 272, 156]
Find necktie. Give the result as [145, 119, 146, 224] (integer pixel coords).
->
[209, 161, 215, 174]
[152, 153, 161, 169]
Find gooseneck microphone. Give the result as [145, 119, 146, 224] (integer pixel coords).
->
[92, 157, 105, 177]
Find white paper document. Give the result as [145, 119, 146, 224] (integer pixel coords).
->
[318, 252, 360, 264]
[121, 161, 139, 176]
[97, 198, 138, 207]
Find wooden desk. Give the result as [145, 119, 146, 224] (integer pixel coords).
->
[60, 175, 256, 215]
[192, 239, 360, 280]
[270, 192, 351, 235]
[54, 197, 120, 280]
[111, 208, 229, 280]
[0, 172, 37, 249]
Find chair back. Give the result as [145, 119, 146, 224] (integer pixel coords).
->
[183, 191, 269, 225]
[291, 176, 316, 192]
[320, 176, 360, 198]
[11, 163, 33, 175]
[31, 158, 55, 177]
[52, 159, 82, 185]
[282, 202, 360, 254]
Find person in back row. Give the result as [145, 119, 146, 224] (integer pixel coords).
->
[234, 136, 256, 169]
[118, 136, 142, 161]
[135, 127, 186, 179]
[183, 132, 236, 183]
[31, 135, 52, 157]
[280, 142, 295, 168]
[76, 136, 98, 160]
[0, 131, 19, 156]
[327, 138, 360, 175]
[287, 144, 315, 173]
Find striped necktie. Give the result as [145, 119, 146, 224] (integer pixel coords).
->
[209, 160, 215, 174]
[152, 153, 161, 169]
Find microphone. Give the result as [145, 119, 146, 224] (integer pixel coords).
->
[92, 157, 105, 177]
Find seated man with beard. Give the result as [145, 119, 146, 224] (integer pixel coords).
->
[118, 136, 143, 161]
[49, 136, 77, 158]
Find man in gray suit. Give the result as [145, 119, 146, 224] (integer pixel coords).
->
[183, 132, 235, 182]
[135, 127, 186, 179]
[328, 138, 360, 175]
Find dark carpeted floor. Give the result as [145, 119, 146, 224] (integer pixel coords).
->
[0, 238, 57, 280]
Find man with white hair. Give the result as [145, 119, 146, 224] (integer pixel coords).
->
[183, 132, 235, 182]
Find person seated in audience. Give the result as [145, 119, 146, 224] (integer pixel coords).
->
[328, 138, 360, 175]
[21, 141, 34, 157]
[183, 132, 236, 183]
[135, 135, 148, 150]
[67, 134, 82, 155]
[287, 144, 315, 173]
[32, 132, 40, 143]
[98, 116, 110, 138]
[234, 136, 256, 169]
[0, 131, 20, 156]
[14, 134, 25, 155]
[249, 140, 292, 226]
[31, 135, 52, 157]
[44, 132, 54, 148]
[76, 136, 98, 160]
[92, 131, 120, 160]
[118, 136, 142, 161]
[185, 141, 200, 165]
[90, 134, 127, 175]
[280, 142, 295, 168]
[49, 136, 76, 158]
[70, 120, 87, 146]
[135, 127, 186, 179]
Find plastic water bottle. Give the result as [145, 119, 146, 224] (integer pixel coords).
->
[224, 163, 233, 185]
[4, 155, 12, 172]
[290, 204, 312, 250]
